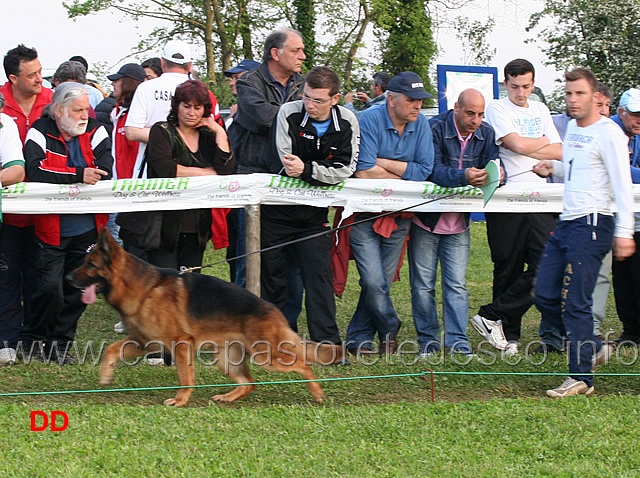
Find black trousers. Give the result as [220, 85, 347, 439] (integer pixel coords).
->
[260, 207, 341, 344]
[479, 212, 556, 341]
[125, 232, 203, 270]
[20, 229, 97, 353]
[612, 232, 640, 337]
[0, 224, 39, 349]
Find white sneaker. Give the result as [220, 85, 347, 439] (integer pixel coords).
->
[0, 347, 17, 366]
[146, 357, 166, 366]
[114, 321, 126, 334]
[504, 341, 519, 356]
[593, 343, 613, 369]
[470, 315, 509, 350]
[546, 377, 594, 398]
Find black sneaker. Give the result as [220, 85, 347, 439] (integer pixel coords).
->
[613, 334, 640, 347]
[328, 358, 351, 366]
[531, 343, 563, 355]
[56, 353, 76, 365]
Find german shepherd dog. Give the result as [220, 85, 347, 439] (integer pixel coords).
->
[67, 229, 344, 406]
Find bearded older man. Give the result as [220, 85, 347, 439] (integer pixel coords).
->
[20, 82, 113, 364]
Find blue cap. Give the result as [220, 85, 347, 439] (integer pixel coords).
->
[387, 71, 433, 100]
[224, 59, 261, 77]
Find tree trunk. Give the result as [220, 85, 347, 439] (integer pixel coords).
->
[344, 0, 372, 85]
[203, 0, 217, 84]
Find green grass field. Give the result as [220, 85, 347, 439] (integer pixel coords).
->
[1, 221, 639, 476]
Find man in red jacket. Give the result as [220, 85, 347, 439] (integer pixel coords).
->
[20, 82, 112, 364]
[0, 44, 53, 362]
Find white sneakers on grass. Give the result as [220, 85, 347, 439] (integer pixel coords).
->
[547, 377, 594, 398]
[470, 314, 509, 350]
[504, 341, 519, 356]
[547, 344, 613, 398]
[593, 343, 613, 369]
[0, 347, 17, 366]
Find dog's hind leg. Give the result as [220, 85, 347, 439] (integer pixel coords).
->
[164, 339, 195, 407]
[211, 343, 256, 403]
[99, 338, 158, 385]
[260, 355, 326, 404]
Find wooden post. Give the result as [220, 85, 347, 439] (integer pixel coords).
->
[245, 204, 261, 296]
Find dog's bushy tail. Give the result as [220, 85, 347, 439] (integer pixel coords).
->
[304, 341, 345, 365]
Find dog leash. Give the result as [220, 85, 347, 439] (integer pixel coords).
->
[179, 168, 537, 274]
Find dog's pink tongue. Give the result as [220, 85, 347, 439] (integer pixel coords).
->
[82, 284, 97, 305]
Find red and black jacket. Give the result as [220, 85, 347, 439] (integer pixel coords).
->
[24, 115, 113, 245]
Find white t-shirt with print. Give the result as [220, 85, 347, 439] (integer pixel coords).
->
[552, 116, 634, 238]
[485, 97, 561, 183]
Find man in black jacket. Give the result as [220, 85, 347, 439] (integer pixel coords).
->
[230, 28, 306, 174]
[227, 29, 306, 292]
[261, 66, 359, 347]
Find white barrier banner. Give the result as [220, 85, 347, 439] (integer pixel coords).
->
[3, 173, 640, 214]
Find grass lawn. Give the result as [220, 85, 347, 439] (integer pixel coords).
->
[1, 220, 639, 476]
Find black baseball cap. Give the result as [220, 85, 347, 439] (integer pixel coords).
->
[387, 71, 433, 99]
[107, 63, 146, 82]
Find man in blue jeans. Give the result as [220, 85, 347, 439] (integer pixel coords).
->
[409, 89, 501, 356]
[533, 68, 635, 398]
[345, 71, 434, 356]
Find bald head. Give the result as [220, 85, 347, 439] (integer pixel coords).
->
[454, 88, 485, 136]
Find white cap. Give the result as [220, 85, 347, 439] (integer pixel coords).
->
[161, 40, 192, 65]
[619, 88, 640, 113]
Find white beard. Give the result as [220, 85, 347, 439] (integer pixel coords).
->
[59, 109, 88, 137]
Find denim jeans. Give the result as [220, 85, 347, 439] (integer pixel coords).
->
[539, 250, 612, 349]
[533, 215, 614, 387]
[345, 215, 410, 350]
[105, 212, 123, 246]
[409, 225, 471, 352]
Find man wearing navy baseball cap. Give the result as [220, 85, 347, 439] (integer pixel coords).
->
[223, 59, 260, 125]
[345, 71, 435, 357]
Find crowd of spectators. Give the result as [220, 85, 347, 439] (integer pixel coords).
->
[0, 35, 638, 398]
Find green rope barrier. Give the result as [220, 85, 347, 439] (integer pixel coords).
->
[0, 371, 427, 397]
[1, 370, 638, 398]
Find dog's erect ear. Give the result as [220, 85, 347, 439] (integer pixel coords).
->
[98, 227, 113, 257]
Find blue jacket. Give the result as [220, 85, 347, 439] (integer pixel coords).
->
[427, 109, 500, 187]
[416, 109, 500, 230]
[610, 114, 640, 184]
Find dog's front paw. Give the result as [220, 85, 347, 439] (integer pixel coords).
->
[163, 398, 187, 407]
[211, 394, 232, 403]
[98, 375, 113, 386]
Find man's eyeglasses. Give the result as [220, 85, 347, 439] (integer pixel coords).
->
[302, 93, 332, 105]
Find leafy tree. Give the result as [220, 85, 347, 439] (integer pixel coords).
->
[294, 0, 316, 66]
[454, 16, 496, 66]
[376, 0, 437, 94]
[64, 0, 255, 84]
[527, 0, 640, 106]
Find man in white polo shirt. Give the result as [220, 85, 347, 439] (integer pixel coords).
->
[125, 39, 221, 179]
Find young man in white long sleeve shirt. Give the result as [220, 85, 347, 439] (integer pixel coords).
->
[533, 68, 635, 398]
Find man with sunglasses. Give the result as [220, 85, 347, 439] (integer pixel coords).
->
[261, 66, 359, 350]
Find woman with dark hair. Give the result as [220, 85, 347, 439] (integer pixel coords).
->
[141, 57, 162, 80]
[145, 79, 234, 270]
[108, 63, 147, 180]
[105, 63, 148, 335]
